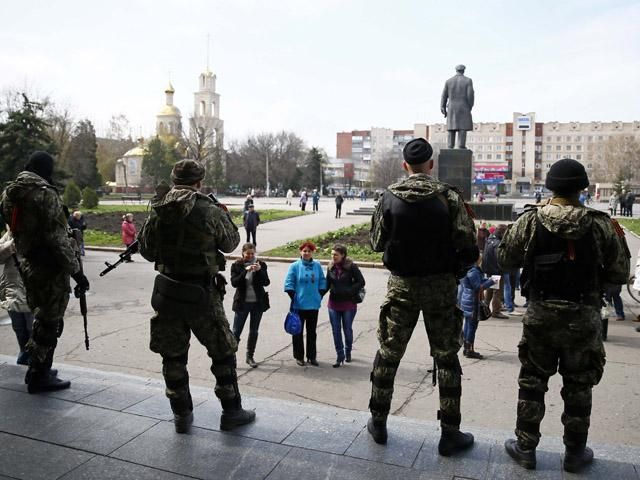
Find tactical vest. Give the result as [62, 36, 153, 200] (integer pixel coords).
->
[382, 192, 454, 276]
[154, 196, 221, 277]
[525, 215, 600, 304]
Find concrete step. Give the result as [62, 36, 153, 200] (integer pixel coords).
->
[1, 357, 638, 480]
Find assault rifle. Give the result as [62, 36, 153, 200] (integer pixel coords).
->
[99, 241, 139, 277]
[71, 229, 90, 350]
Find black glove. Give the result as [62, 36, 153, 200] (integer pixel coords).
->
[286, 290, 295, 300]
[72, 271, 90, 294]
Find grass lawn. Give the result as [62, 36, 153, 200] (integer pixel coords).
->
[84, 207, 308, 247]
[618, 218, 640, 237]
[262, 223, 383, 262]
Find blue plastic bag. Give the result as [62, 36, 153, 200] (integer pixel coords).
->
[284, 310, 302, 335]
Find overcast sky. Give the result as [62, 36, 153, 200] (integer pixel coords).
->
[2, 0, 639, 156]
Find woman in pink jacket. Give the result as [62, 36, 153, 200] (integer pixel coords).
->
[121, 213, 137, 262]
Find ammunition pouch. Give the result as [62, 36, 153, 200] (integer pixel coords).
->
[151, 273, 210, 316]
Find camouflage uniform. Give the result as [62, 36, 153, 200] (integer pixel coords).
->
[0, 171, 79, 370]
[498, 197, 630, 451]
[369, 173, 476, 431]
[138, 183, 241, 417]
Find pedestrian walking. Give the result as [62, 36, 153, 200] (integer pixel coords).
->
[608, 193, 618, 216]
[459, 246, 494, 359]
[138, 159, 255, 433]
[366, 138, 477, 455]
[299, 190, 308, 211]
[499, 158, 630, 473]
[0, 151, 89, 393]
[626, 191, 636, 217]
[312, 189, 320, 212]
[0, 230, 34, 366]
[230, 243, 270, 368]
[286, 188, 293, 206]
[604, 285, 625, 321]
[284, 241, 327, 366]
[243, 195, 254, 213]
[121, 213, 137, 261]
[476, 222, 489, 253]
[335, 192, 344, 218]
[243, 204, 260, 246]
[325, 244, 365, 367]
[618, 191, 628, 216]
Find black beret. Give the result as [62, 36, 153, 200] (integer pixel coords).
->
[403, 138, 433, 165]
[171, 160, 205, 185]
[545, 158, 589, 193]
[25, 151, 54, 183]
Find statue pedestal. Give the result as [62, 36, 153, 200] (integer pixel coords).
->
[435, 149, 472, 201]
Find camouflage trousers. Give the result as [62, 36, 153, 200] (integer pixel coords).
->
[515, 300, 605, 450]
[369, 274, 464, 430]
[150, 289, 239, 414]
[22, 261, 71, 369]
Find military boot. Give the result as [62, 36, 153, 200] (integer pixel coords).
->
[367, 415, 388, 444]
[438, 429, 474, 456]
[504, 438, 536, 469]
[220, 396, 256, 431]
[170, 397, 194, 434]
[563, 446, 593, 473]
[26, 368, 71, 394]
[465, 343, 483, 359]
[462, 342, 470, 357]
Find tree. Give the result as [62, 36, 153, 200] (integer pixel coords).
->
[302, 147, 326, 191]
[63, 180, 82, 207]
[593, 135, 640, 184]
[226, 131, 306, 191]
[67, 119, 100, 188]
[371, 150, 405, 188]
[142, 136, 179, 186]
[96, 115, 135, 183]
[0, 94, 56, 185]
[81, 186, 99, 208]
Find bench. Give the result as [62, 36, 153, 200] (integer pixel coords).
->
[121, 193, 142, 203]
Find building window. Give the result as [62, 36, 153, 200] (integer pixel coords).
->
[576, 154, 582, 160]
[576, 145, 582, 151]
[587, 136, 593, 142]
[486, 154, 492, 160]
[575, 136, 581, 141]
[496, 154, 502, 160]
[477, 154, 483, 160]
[546, 153, 552, 160]
[496, 145, 502, 151]
[566, 145, 572, 151]
[546, 136, 552, 142]
[556, 136, 562, 141]
[566, 136, 572, 141]
[556, 145, 562, 151]
[545, 163, 552, 168]
[546, 145, 551, 151]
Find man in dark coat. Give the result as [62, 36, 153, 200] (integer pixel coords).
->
[243, 204, 260, 246]
[440, 65, 474, 149]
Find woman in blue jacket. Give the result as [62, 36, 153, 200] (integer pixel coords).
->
[284, 241, 327, 366]
[459, 246, 494, 359]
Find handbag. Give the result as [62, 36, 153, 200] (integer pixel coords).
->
[477, 288, 491, 321]
[284, 310, 302, 335]
[355, 287, 366, 304]
[262, 291, 271, 312]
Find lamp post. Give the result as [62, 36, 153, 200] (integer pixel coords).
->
[265, 150, 270, 197]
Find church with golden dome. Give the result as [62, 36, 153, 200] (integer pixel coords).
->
[114, 67, 224, 191]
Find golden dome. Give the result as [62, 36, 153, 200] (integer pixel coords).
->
[157, 105, 181, 117]
[123, 146, 147, 157]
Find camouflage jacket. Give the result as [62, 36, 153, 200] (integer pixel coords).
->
[0, 171, 79, 275]
[498, 197, 630, 290]
[138, 186, 240, 275]
[370, 173, 476, 274]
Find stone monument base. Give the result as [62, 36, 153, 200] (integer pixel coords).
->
[435, 148, 472, 201]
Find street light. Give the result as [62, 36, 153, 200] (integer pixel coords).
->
[265, 149, 270, 197]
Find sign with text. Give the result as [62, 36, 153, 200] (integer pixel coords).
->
[516, 116, 531, 130]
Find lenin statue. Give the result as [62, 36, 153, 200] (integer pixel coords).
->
[440, 65, 475, 149]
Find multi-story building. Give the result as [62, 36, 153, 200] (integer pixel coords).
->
[335, 128, 416, 188]
[423, 113, 640, 193]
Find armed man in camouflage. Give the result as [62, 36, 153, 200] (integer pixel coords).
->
[138, 159, 255, 434]
[498, 158, 630, 473]
[367, 138, 478, 455]
[0, 151, 90, 393]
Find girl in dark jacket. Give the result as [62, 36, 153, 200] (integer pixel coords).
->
[459, 246, 494, 359]
[326, 244, 365, 367]
[230, 243, 270, 368]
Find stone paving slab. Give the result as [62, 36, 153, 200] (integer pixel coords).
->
[1, 358, 639, 480]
